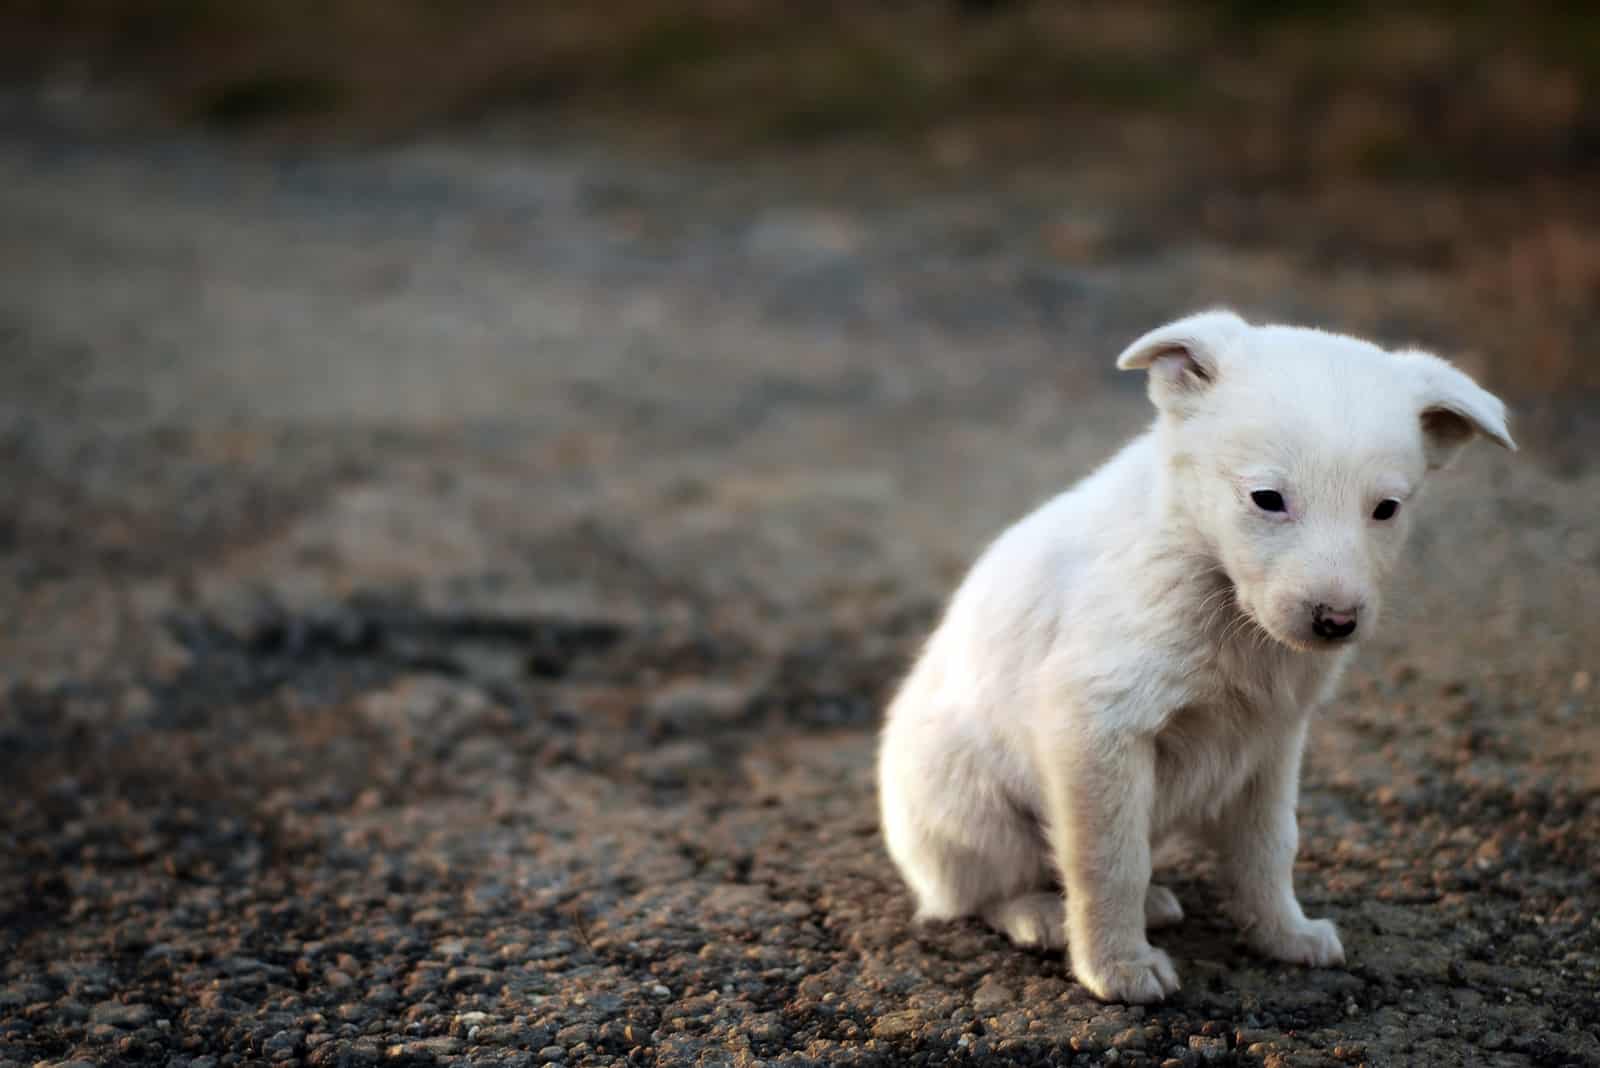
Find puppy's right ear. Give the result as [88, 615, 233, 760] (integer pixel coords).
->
[1115, 310, 1248, 412]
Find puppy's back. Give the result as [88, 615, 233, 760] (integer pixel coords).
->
[894, 430, 1160, 725]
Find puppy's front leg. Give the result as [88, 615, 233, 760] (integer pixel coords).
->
[1214, 717, 1344, 967]
[1044, 725, 1179, 1003]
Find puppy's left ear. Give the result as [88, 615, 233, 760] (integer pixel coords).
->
[1396, 349, 1516, 471]
[1115, 309, 1249, 413]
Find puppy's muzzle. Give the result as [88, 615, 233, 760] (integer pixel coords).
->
[1310, 604, 1358, 641]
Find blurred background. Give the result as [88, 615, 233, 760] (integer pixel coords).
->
[6, 1, 1600, 450]
[2, 4, 1597, 1066]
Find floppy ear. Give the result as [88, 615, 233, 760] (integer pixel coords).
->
[1115, 309, 1249, 412]
[1396, 348, 1516, 471]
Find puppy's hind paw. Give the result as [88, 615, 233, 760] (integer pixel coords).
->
[983, 892, 1066, 949]
[1251, 917, 1345, 968]
[1075, 945, 1181, 1004]
[1144, 883, 1184, 929]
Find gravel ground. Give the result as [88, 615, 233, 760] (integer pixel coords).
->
[1, 104, 1597, 1067]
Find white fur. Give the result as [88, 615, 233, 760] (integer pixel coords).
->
[877, 310, 1512, 1003]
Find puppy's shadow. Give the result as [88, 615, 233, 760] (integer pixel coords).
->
[923, 873, 1283, 1003]
[1141, 875, 1253, 966]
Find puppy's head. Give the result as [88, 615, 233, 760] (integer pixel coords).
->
[1117, 310, 1514, 651]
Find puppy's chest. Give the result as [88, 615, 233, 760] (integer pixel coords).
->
[1151, 702, 1273, 828]
[1150, 667, 1315, 829]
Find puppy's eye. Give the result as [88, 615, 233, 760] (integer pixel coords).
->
[1372, 499, 1400, 521]
[1250, 490, 1287, 513]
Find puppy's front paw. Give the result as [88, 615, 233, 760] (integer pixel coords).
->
[1075, 945, 1181, 1004]
[1251, 917, 1345, 967]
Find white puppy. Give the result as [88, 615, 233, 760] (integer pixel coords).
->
[877, 310, 1513, 1003]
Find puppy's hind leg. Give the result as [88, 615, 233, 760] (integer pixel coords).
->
[897, 816, 1052, 930]
[880, 703, 1052, 928]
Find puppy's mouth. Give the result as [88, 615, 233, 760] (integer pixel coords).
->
[1212, 574, 1308, 652]
[1254, 607, 1356, 654]
[1267, 628, 1319, 654]
[1205, 572, 1269, 642]
[1239, 601, 1299, 650]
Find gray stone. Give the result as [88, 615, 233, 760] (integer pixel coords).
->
[90, 1002, 156, 1028]
[872, 1011, 921, 1039]
[972, 979, 1014, 1013]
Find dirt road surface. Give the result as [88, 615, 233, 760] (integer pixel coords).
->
[2, 108, 1597, 1067]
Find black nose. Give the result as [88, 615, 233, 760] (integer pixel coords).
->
[1311, 604, 1358, 641]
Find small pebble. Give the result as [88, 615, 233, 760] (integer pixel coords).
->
[90, 1002, 156, 1029]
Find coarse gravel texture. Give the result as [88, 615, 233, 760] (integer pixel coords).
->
[1, 102, 1598, 1068]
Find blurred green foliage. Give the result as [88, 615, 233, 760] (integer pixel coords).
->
[2, 0, 1597, 178]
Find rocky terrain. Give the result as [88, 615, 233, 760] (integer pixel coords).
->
[1, 103, 1597, 1066]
